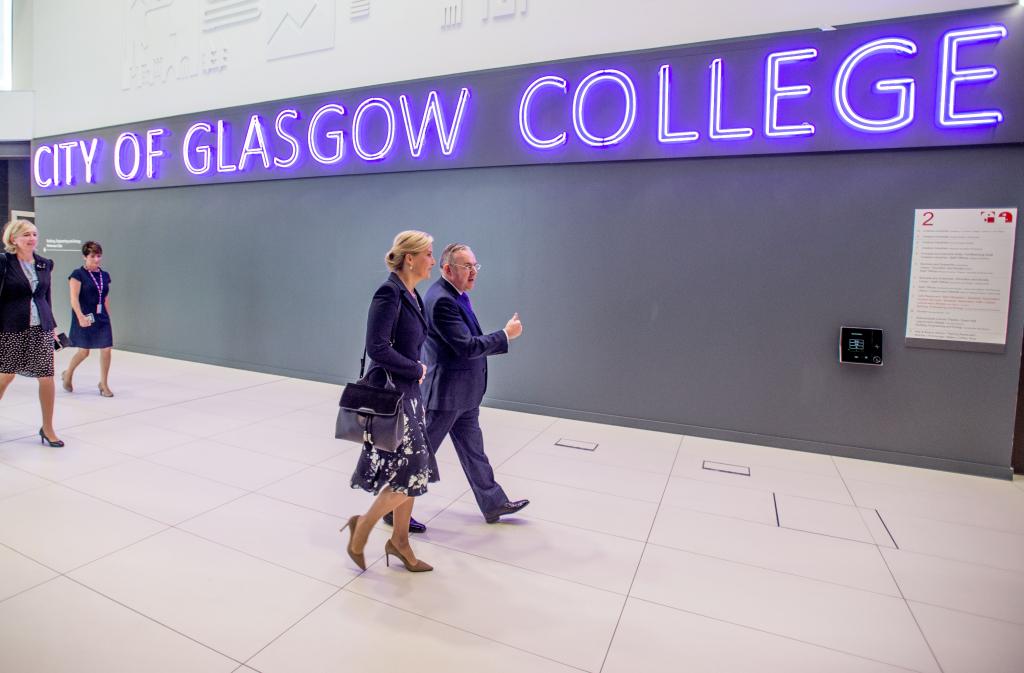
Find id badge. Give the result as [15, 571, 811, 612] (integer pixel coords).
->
[96, 304, 103, 315]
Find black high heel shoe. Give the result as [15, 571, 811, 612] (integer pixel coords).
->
[39, 428, 64, 447]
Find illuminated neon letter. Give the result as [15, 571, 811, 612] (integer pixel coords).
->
[145, 129, 168, 179]
[79, 138, 100, 184]
[764, 49, 818, 138]
[572, 69, 637, 147]
[709, 58, 754, 140]
[51, 145, 61, 186]
[834, 37, 917, 133]
[273, 109, 301, 169]
[32, 145, 53, 188]
[519, 76, 568, 149]
[352, 98, 397, 162]
[938, 25, 1007, 128]
[183, 122, 213, 175]
[308, 103, 347, 165]
[658, 65, 699, 144]
[399, 88, 471, 157]
[114, 132, 142, 181]
[215, 121, 237, 173]
[237, 115, 271, 170]
[57, 141, 77, 185]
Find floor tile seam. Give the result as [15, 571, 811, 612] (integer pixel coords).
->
[393, 532, 633, 599]
[411, 536, 637, 596]
[339, 585, 596, 673]
[642, 540, 905, 600]
[836, 474, 1024, 504]
[0, 539, 65, 575]
[882, 545, 1024, 577]
[167, 525, 349, 590]
[0, 573, 63, 608]
[881, 545, 1024, 578]
[0, 429, 41, 445]
[776, 522, 877, 547]
[843, 476, 1024, 511]
[676, 456, 843, 480]
[490, 426, 548, 470]
[489, 509, 650, 543]
[440, 493, 652, 542]
[835, 457, 947, 673]
[37, 478, 177, 529]
[840, 507, 1024, 540]
[510, 450, 682, 481]
[493, 471, 663, 505]
[516, 447, 679, 477]
[231, 443, 348, 469]
[75, 379, 301, 432]
[655, 498, 789, 531]
[135, 449, 311, 493]
[0, 458, 66, 494]
[56, 454, 252, 497]
[667, 473, 855, 507]
[903, 596, 1024, 629]
[59, 523, 174, 576]
[170, 433, 316, 470]
[60, 573, 248, 667]
[597, 437, 683, 673]
[163, 490, 260, 530]
[238, 586, 347, 670]
[626, 594, 936, 673]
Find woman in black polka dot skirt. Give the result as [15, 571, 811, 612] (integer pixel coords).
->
[0, 220, 64, 447]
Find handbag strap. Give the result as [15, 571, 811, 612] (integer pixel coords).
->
[359, 298, 402, 380]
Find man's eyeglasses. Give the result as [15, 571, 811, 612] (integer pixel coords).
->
[452, 263, 482, 272]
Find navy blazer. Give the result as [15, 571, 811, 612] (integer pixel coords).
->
[421, 277, 508, 411]
[0, 253, 57, 333]
[364, 273, 427, 395]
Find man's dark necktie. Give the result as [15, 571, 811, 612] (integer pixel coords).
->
[456, 292, 481, 333]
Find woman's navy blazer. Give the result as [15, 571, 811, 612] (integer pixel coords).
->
[0, 252, 57, 333]
[364, 273, 428, 394]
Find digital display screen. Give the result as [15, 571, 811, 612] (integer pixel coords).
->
[848, 338, 865, 352]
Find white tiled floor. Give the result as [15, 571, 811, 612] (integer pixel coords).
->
[0, 351, 1022, 672]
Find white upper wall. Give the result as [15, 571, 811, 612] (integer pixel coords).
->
[31, 0, 1002, 137]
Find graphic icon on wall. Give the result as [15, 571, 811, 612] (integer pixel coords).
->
[440, 1, 463, 29]
[350, 0, 370, 20]
[482, 0, 527, 21]
[202, 0, 262, 32]
[123, 0, 227, 90]
[266, 0, 337, 60]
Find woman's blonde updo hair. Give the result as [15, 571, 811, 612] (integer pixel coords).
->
[385, 230, 433, 272]
[2, 219, 36, 254]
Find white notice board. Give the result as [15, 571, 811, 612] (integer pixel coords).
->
[906, 208, 1017, 352]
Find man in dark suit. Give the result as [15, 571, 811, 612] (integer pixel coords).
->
[421, 243, 528, 524]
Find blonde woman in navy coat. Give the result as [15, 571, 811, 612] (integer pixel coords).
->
[344, 230, 437, 573]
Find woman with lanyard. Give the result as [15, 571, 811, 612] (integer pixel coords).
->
[0, 220, 64, 446]
[62, 241, 114, 397]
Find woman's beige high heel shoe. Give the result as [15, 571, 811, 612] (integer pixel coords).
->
[60, 371, 72, 393]
[384, 540, 433, 572]
[98, 383, 114, 398]
[342, 515, 366, 570]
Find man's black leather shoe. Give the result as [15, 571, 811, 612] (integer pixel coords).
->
[484, 499, 530, 524]
[382, 511, 427, 534]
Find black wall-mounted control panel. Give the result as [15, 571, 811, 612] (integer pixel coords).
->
[840, 327, 883, 366]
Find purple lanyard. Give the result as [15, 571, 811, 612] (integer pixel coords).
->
[86, 268, 104, 311]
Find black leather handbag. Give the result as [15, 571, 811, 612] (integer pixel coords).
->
[335, 317, 406, 452]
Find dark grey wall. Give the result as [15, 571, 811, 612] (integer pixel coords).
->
[36, 145, 1024, 477]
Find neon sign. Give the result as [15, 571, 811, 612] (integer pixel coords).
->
[31, 7, 1024, 195]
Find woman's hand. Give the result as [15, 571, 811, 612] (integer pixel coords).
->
[77, 315, 92, 328]
[419, 362, 427, 384]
